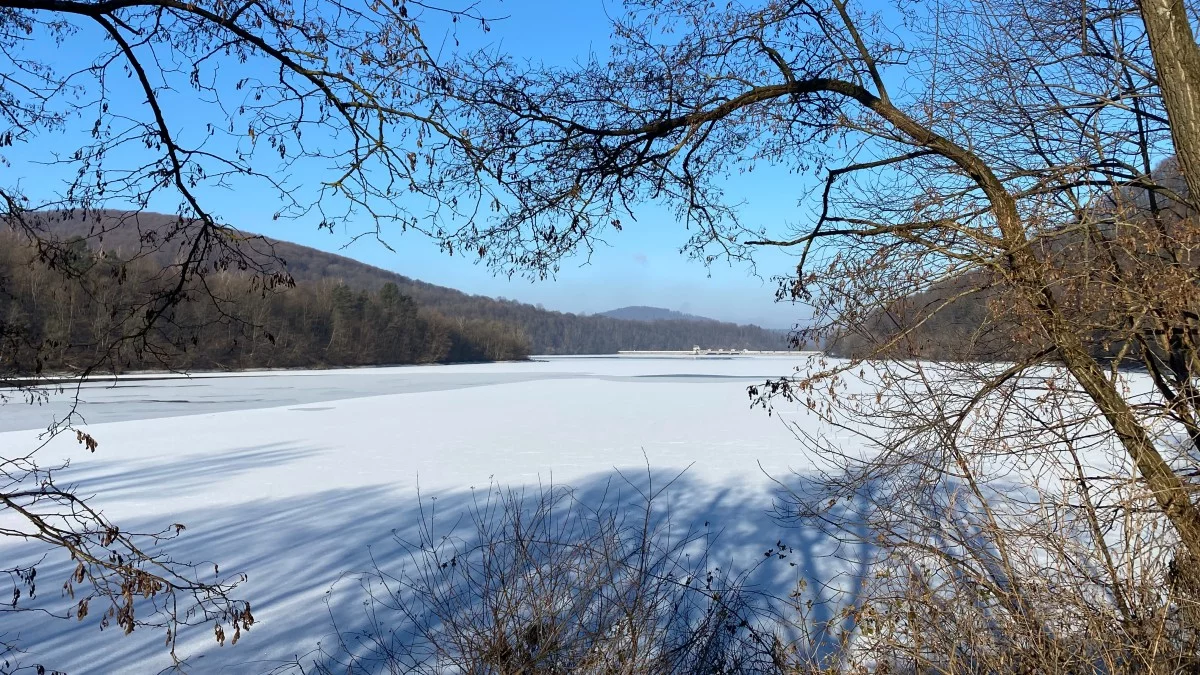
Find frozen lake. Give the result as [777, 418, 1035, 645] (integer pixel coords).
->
[1, 355, 867, 673]
[0, 356, 817, 433]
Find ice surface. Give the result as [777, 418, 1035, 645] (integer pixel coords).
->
[1, 355, 873, 673]
[0, 355, 815, 433]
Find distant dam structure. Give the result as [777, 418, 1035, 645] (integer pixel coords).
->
[617, 347, 820, 357]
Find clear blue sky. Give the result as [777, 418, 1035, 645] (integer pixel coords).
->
[6, 0, 823, 329]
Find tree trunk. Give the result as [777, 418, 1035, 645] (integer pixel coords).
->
[1135, 0, 1200, 557]
[859, 88, 1200, 561]
[1139, 0, 1200, 201]
[1053, 322, 1200, 558]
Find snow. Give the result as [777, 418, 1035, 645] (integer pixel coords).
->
[0, 355, 870, 673]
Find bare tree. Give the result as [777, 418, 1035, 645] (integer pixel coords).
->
[1139, 0, 1200, 201]
[427, 0, 1200, 551]
[0, 0, 494, 663]
[389, 0, 1200, 666]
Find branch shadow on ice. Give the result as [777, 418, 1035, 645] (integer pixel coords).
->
[3, 457, 877, 674]
[62, 442, 324, 501]
[276, 467, 878, 674]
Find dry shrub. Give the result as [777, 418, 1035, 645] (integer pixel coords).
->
[290, 471, 828, 675]
[763, 358, 1200, 674]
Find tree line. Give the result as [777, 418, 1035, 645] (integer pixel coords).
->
[31, 210, 788, 356]
[0, 231, 530, 376]
[390, 288, 788, 354]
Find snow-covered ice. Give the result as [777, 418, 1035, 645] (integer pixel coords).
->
[1, 356, 872, 673]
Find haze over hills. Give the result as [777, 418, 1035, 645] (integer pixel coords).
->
[23, 210, 788, 356]
[599, 306, 718, 323]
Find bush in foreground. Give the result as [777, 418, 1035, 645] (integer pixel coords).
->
[287, 471, 826, 674]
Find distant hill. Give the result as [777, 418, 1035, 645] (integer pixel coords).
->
[599, 306, 717, 323]
[23, 210, 789, 354]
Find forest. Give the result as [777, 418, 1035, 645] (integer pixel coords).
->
[828, 157, 1197, 365]
[0, 230, 530, 374]
[13, 210, 786, 365]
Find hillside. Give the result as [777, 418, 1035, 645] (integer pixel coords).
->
[599, 306, 717, 323]
[828, 158, 1196, 363]
[0, 231, 529, 376]
[22, 210, 788, 354]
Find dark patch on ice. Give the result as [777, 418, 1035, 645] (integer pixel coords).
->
[83, 398, 195, 404]
[289, 406, 335, 412]
[583, 356, 741, 361]
[84, 398, 261, 405]
[634, 374, 766, 379]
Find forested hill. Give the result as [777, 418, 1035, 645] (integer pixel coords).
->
[599, 306, 717, 322]
[0, 231, 530, 375]
[828, 158, 1195, 363]
[26, 210, 788, 354]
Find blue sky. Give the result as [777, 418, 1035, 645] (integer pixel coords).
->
[5, 0, 820, 329]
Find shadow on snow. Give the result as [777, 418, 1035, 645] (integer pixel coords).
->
[3, 444, 876, 674]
